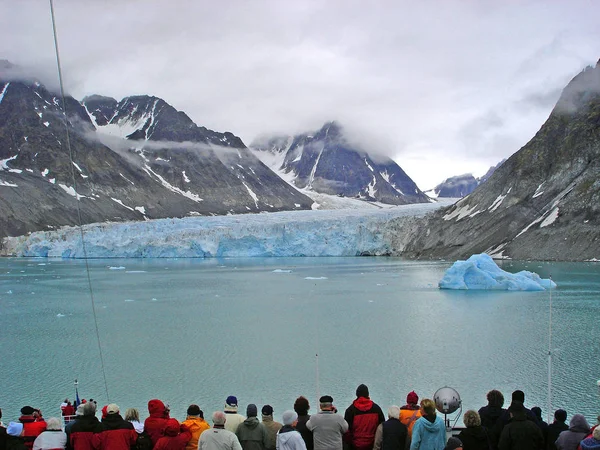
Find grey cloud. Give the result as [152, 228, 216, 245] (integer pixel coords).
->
[2, 0, 600, 188]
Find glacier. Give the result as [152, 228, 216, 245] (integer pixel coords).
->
[1, 201, 453, 258]
[439, 253, 557, 291]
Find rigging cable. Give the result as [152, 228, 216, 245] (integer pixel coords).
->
[547, 275, 553, 423]
[49, 0, 111, 403]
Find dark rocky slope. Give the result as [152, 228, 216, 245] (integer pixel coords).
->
[396, 60, 600, 261]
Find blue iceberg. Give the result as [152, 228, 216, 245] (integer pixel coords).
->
[439, 253, 557, 291]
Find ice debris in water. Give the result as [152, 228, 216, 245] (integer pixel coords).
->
[272, 269, 292, 273]
[439, 253, 557, 291]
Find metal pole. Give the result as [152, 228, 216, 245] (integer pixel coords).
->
[547, 276, 553, 423]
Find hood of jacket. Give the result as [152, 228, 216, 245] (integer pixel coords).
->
[569, 414, 591, 433]
[130, 420, 144, 434]
[242, 416, 260, 429]
[419, 415, 442, 431]
[102, 414, 127, 430]
[277, 427, 298, 445]
[164, 419, 180, 437]
[148, 399, 167, 418]
[353, 397, 374, 412]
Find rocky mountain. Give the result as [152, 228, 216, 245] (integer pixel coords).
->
[0, 66, 311, 240]
[251, 122, 430, 205]
[429, 161, 504, 198]
[396, 60, 600, 261]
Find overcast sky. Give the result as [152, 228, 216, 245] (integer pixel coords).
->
[2, 0, 599, 189]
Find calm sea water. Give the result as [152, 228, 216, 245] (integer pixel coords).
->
[0, 257, 599, 425]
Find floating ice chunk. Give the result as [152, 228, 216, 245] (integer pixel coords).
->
[56, 313, 65, 317]
[273, 269, 292, 273]
[6, 290, 12, 294]
[439, 253, 556, 291]
[305, 277, 328, 280]
[124, 299, 135, 302]
[125, 270, 147, 273]
[108, 266, 126, 270]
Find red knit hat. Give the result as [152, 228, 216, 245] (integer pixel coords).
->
[407, 391, 419, 404]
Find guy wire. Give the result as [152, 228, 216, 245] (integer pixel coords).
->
[49, 0, 110, 403]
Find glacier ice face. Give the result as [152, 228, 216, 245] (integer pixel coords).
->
[1, 202, 450, 258]
[439, 253, 557, 291]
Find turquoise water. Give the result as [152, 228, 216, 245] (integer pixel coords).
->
[0, 257, 599, 425]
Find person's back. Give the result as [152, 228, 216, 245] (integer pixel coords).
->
[555, 414, 590, 450]
[457, 411, 489, 450]
[235, 405, 268, 450]
[198, 412, 242, 450]
[32, 417, 66, 450]
[381, 412, 408, 450]
[344, 384, 384, 450]
[409, 400, 446, 450]
[276, 411, 306, 450]
[306, 396, 348, 450]
[19, 408, 46, 450]
[145, 399, 170, 448]
[6, 422, 26, 450]
[260, 406, 281, 450]
[93, 405, 137, 450]
[399, 391, 422, 439]
[69, 403, 101, 450]
[498, 402, 543, 450]
[182, 405, 210, 450]
[546, 410, 568, 450]
[293, 396, 313, 450]
[154, 419, 192, 450]
[224, 398, 245, 435]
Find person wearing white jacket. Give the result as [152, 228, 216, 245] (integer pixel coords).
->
[32, 417, 66, 450]
[276, 411, 306, 450]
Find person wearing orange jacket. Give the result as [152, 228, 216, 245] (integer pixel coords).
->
[182, 405, 210, 450]
[399, 391, 422, 438]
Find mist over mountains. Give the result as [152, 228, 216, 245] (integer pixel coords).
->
[252, 121, 430, 205]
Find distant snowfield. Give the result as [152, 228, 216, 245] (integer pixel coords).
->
[1, 198, 454, 258]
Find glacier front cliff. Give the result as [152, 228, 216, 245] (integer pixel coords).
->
[1, 202, 451, 258]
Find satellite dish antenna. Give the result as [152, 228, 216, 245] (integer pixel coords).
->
[433, 386, 462, 428]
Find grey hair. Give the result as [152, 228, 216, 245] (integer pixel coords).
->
[212, 411, 227, 426]
[593, 427, 600, 440]
[82, 402, 97, 416]
[388, 405, 400, 419]
[125, 408, 140, 422]
[46, 417, 62, 431]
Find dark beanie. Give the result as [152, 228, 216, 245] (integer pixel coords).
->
[262, 405, 273, 416]
[247, 404, 258, 417]
[187, 404, 201, 416]
[356, 384, 369, 398]
[21, 406, 35, 415]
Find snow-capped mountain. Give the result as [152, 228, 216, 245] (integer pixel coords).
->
[427, 161, 504, 198]
[251, 122, 430, 205]
[402, 59, 600, 261]
[0, 64, 311, 239]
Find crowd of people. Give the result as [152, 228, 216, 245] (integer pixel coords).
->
[0, 385, 598, 450]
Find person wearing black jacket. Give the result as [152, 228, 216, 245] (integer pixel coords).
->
[380, 406, 408, 450]
[546, 410, 568, 450]
[498, 402, 543, 450]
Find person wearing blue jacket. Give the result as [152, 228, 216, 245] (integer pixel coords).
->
[410, 399, 446, 450]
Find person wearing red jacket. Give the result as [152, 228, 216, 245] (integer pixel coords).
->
[154, 419, 192, 450]
[19, 406, 46, 450]
[145, 399, 171, 447]
[93, 404, 137, 450]
[344, 384, 385, 450]
[69, 402, 101, 450]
